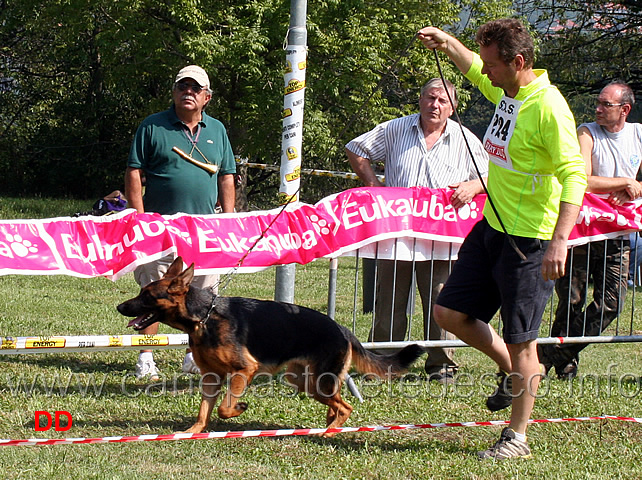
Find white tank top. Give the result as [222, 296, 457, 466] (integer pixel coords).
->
[583, 122, 642, 178]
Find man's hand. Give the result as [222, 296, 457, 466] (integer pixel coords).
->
[448, 180, 479, 209]
[608, 189, 632, 206]
[417, 27, 474, 74]
[624, 180, 642, 202]
[541, 238, 569, 281]
[541, 202, 581, 281]
[417, 27, 451, 51]
[605, 180, 641, 206]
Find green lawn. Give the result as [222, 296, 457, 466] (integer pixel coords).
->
[0, 197, 640, 479]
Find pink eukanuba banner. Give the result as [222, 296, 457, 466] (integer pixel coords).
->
[0, 187, 639, 279]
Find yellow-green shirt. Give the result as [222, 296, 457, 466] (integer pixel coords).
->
[465, 54, 587, 239]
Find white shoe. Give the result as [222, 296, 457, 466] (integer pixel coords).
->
[182, 353, 201, 375]
[135, 358, 160, 381]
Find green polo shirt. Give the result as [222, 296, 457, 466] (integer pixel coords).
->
[128, 106, 236, 215]
[465, 54, 587, 239]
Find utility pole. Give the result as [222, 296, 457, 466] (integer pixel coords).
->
[275, 0, 307, 303]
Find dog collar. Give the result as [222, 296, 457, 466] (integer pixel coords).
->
[202, 292, 217, 325]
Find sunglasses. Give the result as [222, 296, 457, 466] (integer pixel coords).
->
[595, 100, 624, 109]
[175, 82, 205, 93]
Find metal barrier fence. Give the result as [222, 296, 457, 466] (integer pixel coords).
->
[329, 233, 642, 355]
[236, 162, 642, 357]
[2, 234, 640, 360]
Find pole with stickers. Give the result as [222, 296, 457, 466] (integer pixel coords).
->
[275, 0, 307, 304]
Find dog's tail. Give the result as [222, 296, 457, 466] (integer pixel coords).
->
[348, 332, 424, 378]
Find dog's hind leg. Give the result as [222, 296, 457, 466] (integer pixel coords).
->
[184, 372, 223, 433]
[309, 357, 353, 438]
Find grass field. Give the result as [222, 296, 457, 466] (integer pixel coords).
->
[0, 197, 641, 479]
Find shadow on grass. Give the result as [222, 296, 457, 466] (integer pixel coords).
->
[0, 355, 132, 373]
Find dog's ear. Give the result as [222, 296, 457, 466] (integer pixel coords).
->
[165, 256, 185, 278]
[169, 262, 195, 292]
[179, 263, 195, 284]
[168, 264, 194, 295]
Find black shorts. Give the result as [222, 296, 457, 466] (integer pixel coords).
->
[436, 218, 554, 344]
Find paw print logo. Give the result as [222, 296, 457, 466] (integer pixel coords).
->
[163, 222, 193, 245]
[457, 201, 480, 221]
[309, 214, 331, 236]
[616, 214, 628, 227]
[5, 234, 38, 257]
[177, 230, 192, 245]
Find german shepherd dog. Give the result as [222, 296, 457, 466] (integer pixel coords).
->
[117, 257, 423, 435]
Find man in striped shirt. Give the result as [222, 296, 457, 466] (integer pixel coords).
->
[346, 78, 488, 384]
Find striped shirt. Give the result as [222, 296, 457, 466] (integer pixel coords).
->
[346, 115, 488, 188]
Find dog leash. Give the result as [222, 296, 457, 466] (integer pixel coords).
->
[202, 295, 218, 325]
[211, 33, 423, 296]
[211, 32, 529, 304]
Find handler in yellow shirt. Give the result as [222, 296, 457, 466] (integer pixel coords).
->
[418, 18, 587, 460]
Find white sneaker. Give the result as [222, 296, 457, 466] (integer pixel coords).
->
[182, 353, 201, 375]
[478, 427, 533, 460]
[135, 358, 160, 381]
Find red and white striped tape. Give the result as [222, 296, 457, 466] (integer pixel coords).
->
[1, 415, 638, 447]
[604, 415, 642, 423]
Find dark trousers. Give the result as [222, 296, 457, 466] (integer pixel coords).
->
[539, 239, 629, 371]
[369, 259, 457, 370]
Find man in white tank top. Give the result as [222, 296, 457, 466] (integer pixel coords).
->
[539, 80, 642, 379]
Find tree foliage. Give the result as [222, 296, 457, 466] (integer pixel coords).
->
[515, 0, 642, 124]
[0, 0, 513, 206]
[5, 0, 639, 207]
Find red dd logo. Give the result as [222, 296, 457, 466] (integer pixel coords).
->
[34, 411, 73, 431]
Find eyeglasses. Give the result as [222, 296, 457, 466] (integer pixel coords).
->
[596, 100, 624, 108]
[175, 82, 205, 93]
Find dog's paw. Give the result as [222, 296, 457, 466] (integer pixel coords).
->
[182, 424, 206, 434]
[218, 402, 249, 419]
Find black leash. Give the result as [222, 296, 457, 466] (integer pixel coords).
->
[432, 48, 526, 261]
[213, 32, 424, 295]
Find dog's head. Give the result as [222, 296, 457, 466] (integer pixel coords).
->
[117, 256, 197, 333]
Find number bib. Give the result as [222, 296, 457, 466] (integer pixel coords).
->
[483, 95, 521, 169]
[483, 85, 551, 172]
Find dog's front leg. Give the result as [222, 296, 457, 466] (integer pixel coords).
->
[217, 370, 253, 419]
[184, 372, 222, 433]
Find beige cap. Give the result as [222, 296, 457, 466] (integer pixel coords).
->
[175, 65, 210, 89]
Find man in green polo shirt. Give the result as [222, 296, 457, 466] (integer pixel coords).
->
[125, 65, 236, 380]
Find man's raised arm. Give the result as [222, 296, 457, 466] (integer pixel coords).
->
[417, 27, 474, 75]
